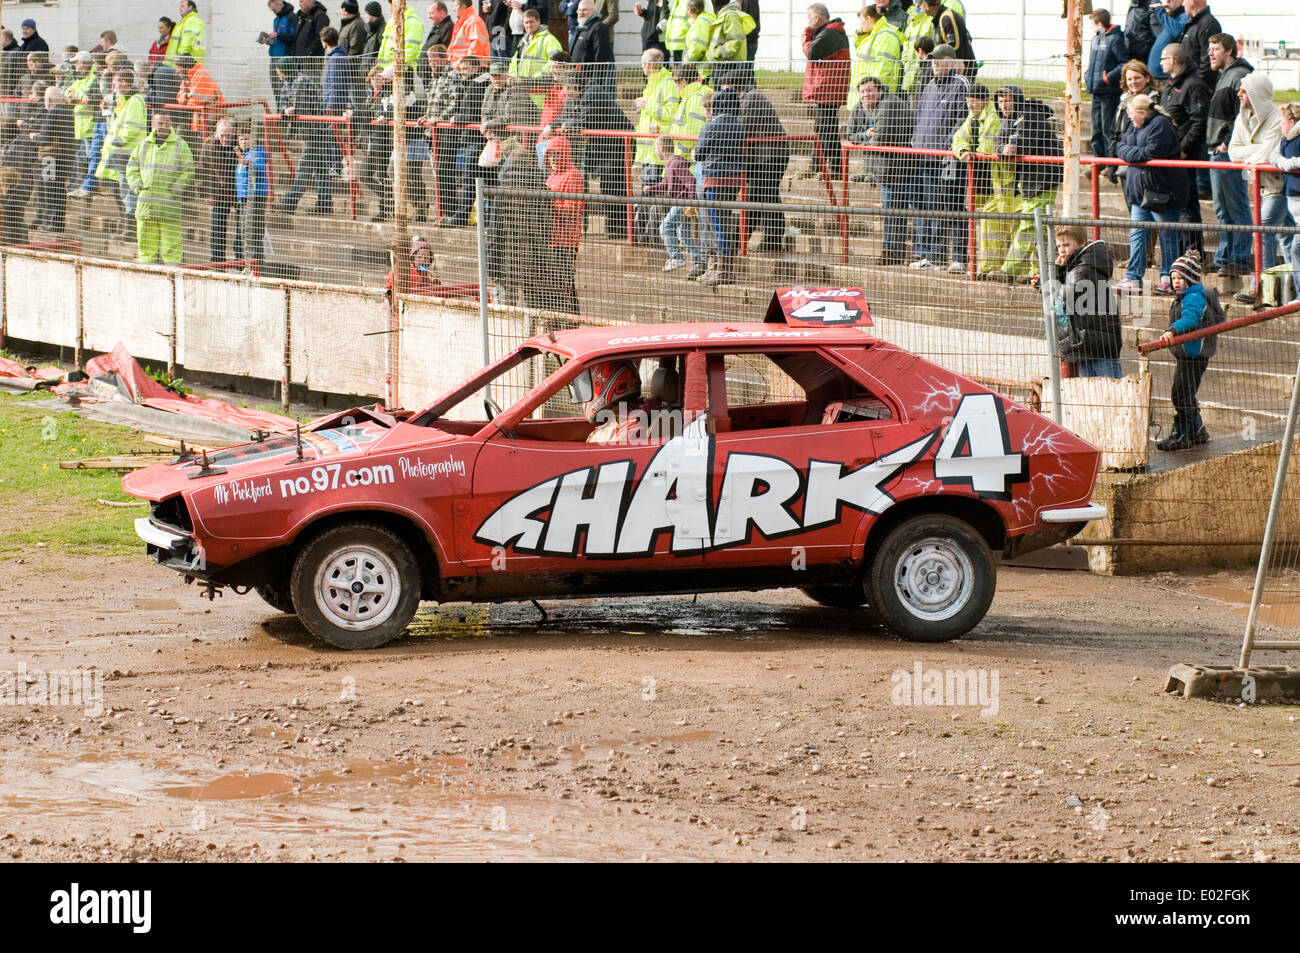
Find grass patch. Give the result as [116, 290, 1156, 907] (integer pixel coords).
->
[0, 395, 166, 556]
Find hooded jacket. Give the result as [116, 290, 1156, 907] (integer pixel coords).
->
[737, 85, 789, 171]
[1052, 239, 1121, 363]
[544, 136, 585, 248]
[1146, 4, 1186, 81]
[1116, 109, 1188, 212]
[995, 85, 1063, 198]
[1161, 65, 1210, 157]
[1124, 0, 1156, 66]
[694, 88, 744, 183]
[802, 18, 850, 107]
[1086, 24, 1128, 95]
[294, 2, 331, 59]
[1180, 5, 1222, 87]
[1206, 56, 1252, 149]
[1270, 116, 1300, 200]
[1228, 73, 1283, 194]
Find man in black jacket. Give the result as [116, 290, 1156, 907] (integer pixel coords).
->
[572, 0, 614, 91]
[1159, 43, 1210, 253]
[295, 0, 332, 71]
[439, 53, 489, 226]
[1179, 0, 1221, 87]
[728, 72, 789, 252]
[1205, 32, 1252, 274]
[18, 20, 49, 54]
[849, 75, 915, 265]
[635, 0, 668, 54]
[1124, 0, 1156, 66]
[920, 0, 975, 78]
[277, 58, 336, 214]
[1052, 225, 1122, 378]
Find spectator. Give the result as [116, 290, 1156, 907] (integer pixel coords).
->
[730, 70, 787, 254]
[55, 47, 79, 83]
[421, 46, 459, 219]
[1124, 0, 1157, 67]
[664, 0, 692, 63]
[849, 76, 917, 267]
[994, 85, 1063, 280]
[495, 136, 550, 307]
[535, 51, 574, 166]
[235, 122, 271, 265]
[340, 1, 368, 57]
[66, 53, 100, 195]
[322, 27, 351, 113]
[266, 2, 298, 106]
[1147, 0, 1186, 82]
[438, 53, 488, 226]
[1, 31, 21, 110]
[176, 54, 224, 139]
[802, 4, 850, 180]
[668, 62, 709, 164]
[741, 0, 760, 62]
[385, 236, 442, 295]
[542, 135, 584, 314]
[18, 20, 49, 55]
[920, 0, 974, 78]
[707, 1, 757, 85]
[20, 52, 54, 102]
[636, 0, 670, 56]
[96, 68, 149, 229]
[295, 0, 332, 68]
[151, 19, 175, 64]
[448, 0, 490, 69]
[682, 1, 715, 67]
[908, 44, 967, 271]
[380, 0, 424, 72]
[1159, 43, 1209, 256]
[362, 2, 387, 68]
[633, 48, 678, 194]
[571, 0, 615, 92]
[1155, 249, 1221, 450]
[1179, 0, 1220, 87]
[1270, 103, 1300, 299]
[850, 5, 905, 108]
[483, 58, 537, 129]
[509, 8, 562, 109]
[562, 66, 633, 238]
[1109, 59, 1160, 184]
[644, 134, 703, 274]
[144, 58, 182, 113]
[354, 67, 392, 220]
[126, 108, 195, 264]
[276, 57, 335, 214]
[1051, 224, 1122, 378]
[1114, 93, 1188, 295]
[198, 117, 240, 260]
[1205, 33, 1253, 278]
[1086, 9, 1127, 160]
[485, 1, 513, 61]
[952, 84, 1014, 277]
[166, 2, 207, 66]
[692, 88, 744, 286]
[900, 1, 934, 98]
[29, 86, 75, 231]
[1229, 74, 1291, 302]
[428, 2, 454, 50]
[91, 32, 119, 55]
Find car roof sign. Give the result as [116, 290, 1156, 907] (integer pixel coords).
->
[764, 287, 874, 328]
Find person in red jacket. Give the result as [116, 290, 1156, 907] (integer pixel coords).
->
[385, 236, 443, 296]
[447, 0, 489, 69]
[802, 3, 850, 178]
[543, 135, 584, 315]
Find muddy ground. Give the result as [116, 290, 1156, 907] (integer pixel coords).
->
[1, 553, 1299, 863]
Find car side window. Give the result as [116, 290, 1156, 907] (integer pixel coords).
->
[717, 351, 893, 431]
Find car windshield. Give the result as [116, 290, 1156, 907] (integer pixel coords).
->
[412, 347, 547, 426]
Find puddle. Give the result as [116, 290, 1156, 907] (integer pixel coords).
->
[162, 757, 469, 800]
[1193, 585, 1300, 629]
[404, 605, 492, 642]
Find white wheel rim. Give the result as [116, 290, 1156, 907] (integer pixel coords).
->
[314, 544, 402, 631]
[893, 537, 974, 623]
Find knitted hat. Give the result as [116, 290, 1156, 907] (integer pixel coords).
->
[1170, 249, 1201, 286]
[932, 44, 958, 60]
[364, 2, 383, 16]
[21, 19, 36, 30]
[341, 0, 359, 12]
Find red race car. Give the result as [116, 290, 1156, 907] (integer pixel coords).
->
[124, 288, 1104, 650]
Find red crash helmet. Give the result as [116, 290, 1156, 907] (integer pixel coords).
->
[582, 360, 640, 422]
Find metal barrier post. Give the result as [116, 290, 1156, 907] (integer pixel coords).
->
[1251, 166, 1263, 292]
[1089, 160, 1101, 242]
[624, 136, 633, 244]
[1241, 344, 1300, 667]
[965, 156, 977, 281]
[1034, 206, 1063, 424]
[282, 287, 292, 414]
[475, 177, 490, 402]
[430, 124, 442, 221]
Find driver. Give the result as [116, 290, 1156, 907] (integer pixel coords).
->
[584, 360, 649, 445]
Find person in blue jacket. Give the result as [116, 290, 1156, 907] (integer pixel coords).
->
[1115, 94, 1187, 293]
[1086, 8, 1127, 159]
[692, 86, 745, 287]
[267, 0, 298, 108]
[1147, 0, 1187, 81]
[235, 122, 271, 265]
[1156, 249, 1223, 450]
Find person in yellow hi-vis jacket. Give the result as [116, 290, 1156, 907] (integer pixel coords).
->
[706, 2, 755, 64]
[951, 84, 1016, 277]
[96, 68, 149, 227]
[165, 1, 206, 67]
[378, 0, 424, 70]
[663, 0, 692, 62]
[634, 48, 679, 180]
[509, 9, 562, 109]
[849, 5, 904, 108]
[681, 0, 716, 71]
[669, 61, 711, 159]
[127, 109, 195, 264]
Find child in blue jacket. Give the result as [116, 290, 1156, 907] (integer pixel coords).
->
[1157, 250, 1223, 450]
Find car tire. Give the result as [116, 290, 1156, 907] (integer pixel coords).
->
[255, 580, 295, 614]
[291, 522, 421, 650]
[868, 514, 994, 643]
[799, 584, 866, 608]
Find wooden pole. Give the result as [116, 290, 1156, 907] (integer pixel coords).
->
[1061, 0, 1083, 217]
[388, 0, 409, 410]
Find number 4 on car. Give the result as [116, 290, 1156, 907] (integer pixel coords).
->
[123, 288, 1105, 650]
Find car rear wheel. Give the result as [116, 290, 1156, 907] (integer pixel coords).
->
[799, 584, 866, 608]
[255, 580, 295, 614]
[291, 523, 421, 650]
[869, 515, 994, 643]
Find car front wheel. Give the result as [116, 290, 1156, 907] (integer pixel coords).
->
[869, 515, 994, 643]
[291, 523, 421, 650]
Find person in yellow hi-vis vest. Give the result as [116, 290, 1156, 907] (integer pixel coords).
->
[849, 5, 904, 108]
[127, 109, 195, 264]
[66, 53, 98, 180]
[378, 0, 424, 70]
[951, 84, 1016, 277]
[663, 0, 692, 62]
[681, 1, 716, 71]
[634, 48, 679, 181]
[901, 3, 933, 99]
[669, 61, 711, 159]
[706, 2, 755, 64]
[509, 9, 562, 109]
[96, 69, 149, 229]
[165, 1, 206, 67]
